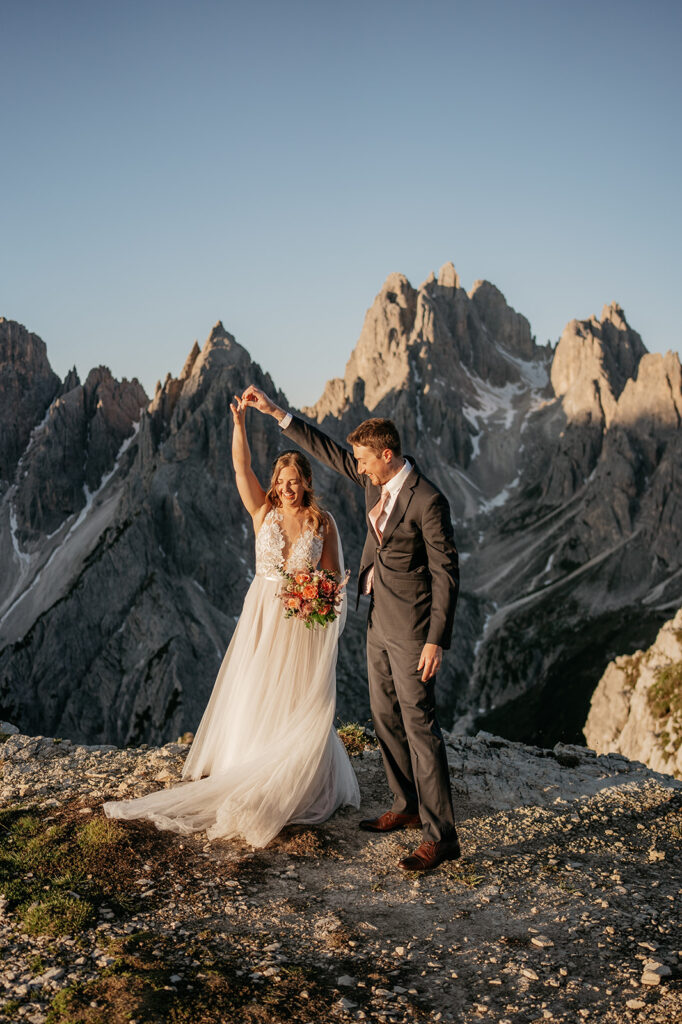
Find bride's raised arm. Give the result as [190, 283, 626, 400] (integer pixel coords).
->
[230, 397, 267, 526]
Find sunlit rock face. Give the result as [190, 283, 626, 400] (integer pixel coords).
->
[550, 302, 647, 426]
[585, 608, 682, 779]
[1, 265, 681, 749]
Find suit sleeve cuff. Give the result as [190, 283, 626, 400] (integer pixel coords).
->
[279, 412, 293, 429]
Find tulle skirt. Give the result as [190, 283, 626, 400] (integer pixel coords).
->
[103, 575, 360, 847]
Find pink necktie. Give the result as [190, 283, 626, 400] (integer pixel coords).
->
[364, 488, 390, 594]
[371, 487, 391, 542]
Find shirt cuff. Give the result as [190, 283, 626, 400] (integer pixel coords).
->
[279, 412, 292, 429]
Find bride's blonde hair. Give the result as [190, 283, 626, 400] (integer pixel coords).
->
[266, 451, 327, 535]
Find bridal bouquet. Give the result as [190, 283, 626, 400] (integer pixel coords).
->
[278, 566, 350, 629]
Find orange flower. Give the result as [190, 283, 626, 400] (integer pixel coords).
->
[286, 596, 302, 609]
[320, 579, 334, 596]
[320, 603, 332, 616]
[302, 584, 318, 599]
[295, 572, 311, 585]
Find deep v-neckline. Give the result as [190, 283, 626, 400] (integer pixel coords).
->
[272, 508, 312, 566]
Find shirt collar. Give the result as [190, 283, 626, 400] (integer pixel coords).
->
[383, 458, 412, 496]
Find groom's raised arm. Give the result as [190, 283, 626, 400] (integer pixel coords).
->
[242, 386, 364, 487]
[282, 414, 364, 486]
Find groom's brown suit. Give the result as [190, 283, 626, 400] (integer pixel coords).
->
[282, 414, 459, 843]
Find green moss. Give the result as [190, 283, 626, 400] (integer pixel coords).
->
[44, 933, 365, 1024]
[29, 953, 47, 974]
[621, 650, 645, 691]
[76, 817, 126, 856]
[647, 661, 682, 723]
[0, 805, 136, 935]
[22, 891, 96, 937]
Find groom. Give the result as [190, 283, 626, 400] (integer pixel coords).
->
[242, 386, 460, 871]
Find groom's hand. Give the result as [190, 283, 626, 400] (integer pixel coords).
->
[241, 385, 286, 422]
[418, 643, 442, 682]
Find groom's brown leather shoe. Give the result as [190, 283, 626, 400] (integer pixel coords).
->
[359, 811, 422, 832]
[399, 837, 462, 871]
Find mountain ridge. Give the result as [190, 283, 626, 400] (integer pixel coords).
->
[1, 264, 681, 749]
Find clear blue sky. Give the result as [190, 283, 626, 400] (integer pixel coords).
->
[2, 0, 680, 406]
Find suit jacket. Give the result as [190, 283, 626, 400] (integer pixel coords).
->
[282, 415, 459, 650]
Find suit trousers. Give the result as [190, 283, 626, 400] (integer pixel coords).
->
[366, 606, 457, 843]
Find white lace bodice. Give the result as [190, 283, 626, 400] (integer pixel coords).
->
[255, 509, 324, 579]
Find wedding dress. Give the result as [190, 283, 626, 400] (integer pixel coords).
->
[104, 509, 360, 847]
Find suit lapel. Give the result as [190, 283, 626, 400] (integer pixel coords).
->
[379, 464, 419, 546]
[365, 482, 382, 541]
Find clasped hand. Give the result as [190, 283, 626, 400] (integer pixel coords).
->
[229, 395, 246, 422]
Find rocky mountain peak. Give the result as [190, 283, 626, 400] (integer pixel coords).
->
[307, 263, 549, 429]
[342, 272, 417, 410]
[81, 366, 148, 438]
[148, 324, 250, 426]
[305, 273, 418, 418]
[0, 319, 60, 482]
[191, 321, 252, 377]
[59, 367, 81, 394]
[550, 303, 647, 426]
[613, 349, 682, 431]
[7, 360, 147, 544]
[437, 261, 460, 289]
[468, 280, 535, 361]
[208, 319, 230, 343]
[600, 300, 628, 328]
[180, 341, 201, 381]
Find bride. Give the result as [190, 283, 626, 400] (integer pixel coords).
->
[104, 396, 360, 847]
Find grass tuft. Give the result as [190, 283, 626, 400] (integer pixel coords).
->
[647, 660, 682, 722]
[337, 722, 377, 757]
[0, 804, 144, 935]
[22, 891, 96, 936]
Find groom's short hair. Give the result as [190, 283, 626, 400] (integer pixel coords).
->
[347, 418, 402, 457]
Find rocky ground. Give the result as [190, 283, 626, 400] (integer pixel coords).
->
[0, 727, 680, 1024]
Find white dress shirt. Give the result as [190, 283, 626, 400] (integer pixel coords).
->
[371, 458, 412, 538]
[363, 458, 412, 593]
